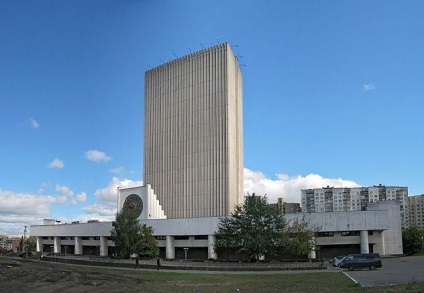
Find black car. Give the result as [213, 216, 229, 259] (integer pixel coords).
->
[338, 253, 382, 271]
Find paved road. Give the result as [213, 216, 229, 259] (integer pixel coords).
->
[340, 256, 424, 287]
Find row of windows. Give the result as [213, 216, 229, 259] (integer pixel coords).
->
[154, 235, 209, 240]
[42, 236, 112, 241]
[316, 231, 374, 237]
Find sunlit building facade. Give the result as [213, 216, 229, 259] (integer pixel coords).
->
[144, 43, 244, 218]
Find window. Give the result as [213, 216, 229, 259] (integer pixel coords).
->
[316, 232, 334, 237]
[174, 236, 189, 240]
[341, 231, 360, 236]
[194, 235, 208, 240]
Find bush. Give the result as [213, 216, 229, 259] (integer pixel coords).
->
[402, 226, 424, 255]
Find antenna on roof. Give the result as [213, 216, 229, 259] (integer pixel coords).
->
[173, 53, 177, 58]
[189, 48, 192, 53]
[215, 38, 220, 44]
[147, 65, 152, 69]
[200, 43, 205, 49]
[159, 59, 165, 64]
[231, 44, 238, 48]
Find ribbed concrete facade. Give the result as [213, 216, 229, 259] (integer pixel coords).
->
[144, 43, 243, 219]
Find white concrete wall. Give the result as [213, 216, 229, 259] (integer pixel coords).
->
[31, 202, 403, 256]
[284, 210, 389, 231]
[367, 201, 403, 255]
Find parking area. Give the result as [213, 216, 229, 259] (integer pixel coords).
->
[340, 256, 424, 287]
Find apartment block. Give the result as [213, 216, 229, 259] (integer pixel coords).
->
[409, 195, 424, 229]
[301, 185, 409, 228]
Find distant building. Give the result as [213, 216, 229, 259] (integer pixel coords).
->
[409, 195, 424, 229]
[10, 237, 21, 252]
[269, 198, 301, 214]
[0, 236, 12, 251]
[301, 185, 409, 228]
[0, 236, 20, 252]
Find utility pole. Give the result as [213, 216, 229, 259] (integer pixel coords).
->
[24, 226, 28, 258]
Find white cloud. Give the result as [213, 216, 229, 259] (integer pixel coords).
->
[0, 189, 67, 235]
[37, 181, 51, 194]
[85, 149, 112, 163]
[81, 204, 116, 217]
[109, 166, 125, 174]
[244, 168, 360, 204]
[363, 83, 376, 91]
[76, 192, 87, 202]
[47, 158, 64, 169]
[94, 177, 143, 208]
[55, 184, 86, 205]
[29, 118, 39, 129]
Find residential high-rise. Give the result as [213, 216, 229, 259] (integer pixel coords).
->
[301, 185, 409, 228]
[409, 194, 424, 229]
[143, 43, 244, 219]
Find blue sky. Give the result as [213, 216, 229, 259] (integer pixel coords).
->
[1, 0, 423, 236]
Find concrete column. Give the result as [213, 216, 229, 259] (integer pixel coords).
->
[100, 236, 108, 257]
[74, 237, 82, 255]
[380, 231, 386, 255]
[53, 237, 60, 254]
[36, 237, 43, 252]
[360, 230, 369, 253]
[373, 231, 385, 255]
[166, 235, 175, 259]
[208, 235, 217, 259]
[308, 237, 316, 260]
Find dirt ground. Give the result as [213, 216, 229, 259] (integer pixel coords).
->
[0, 258, 145, 293]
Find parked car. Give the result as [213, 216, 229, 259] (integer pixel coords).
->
[339, 253, 382, 271]
[332, 255, 347, 267]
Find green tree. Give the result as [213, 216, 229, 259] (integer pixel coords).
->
[24, 236, 37, 251]
[215, 216, 240, 260]
[281, 216, 318, 261]
[136, 224, 160, 258]
[402, 226, 424, 255]
[110, 212, 159, 259]
[215, 193, 286, 261]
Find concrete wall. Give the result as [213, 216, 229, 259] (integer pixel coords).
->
[31, 202, 403, 257]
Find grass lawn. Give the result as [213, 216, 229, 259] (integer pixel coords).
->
[1, 256, 424, 292]
[74, 266, 424, 292]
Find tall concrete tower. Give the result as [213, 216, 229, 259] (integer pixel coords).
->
[144, 42, 243, 218]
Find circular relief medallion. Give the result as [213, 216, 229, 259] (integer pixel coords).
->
[123, 194, 143, 218]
